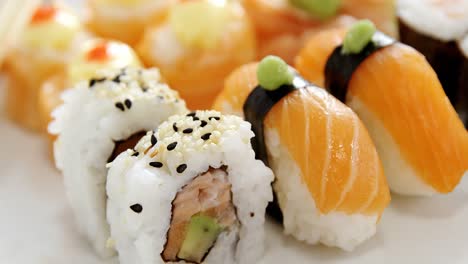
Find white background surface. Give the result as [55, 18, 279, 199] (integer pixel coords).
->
[0, 100, 467, 264]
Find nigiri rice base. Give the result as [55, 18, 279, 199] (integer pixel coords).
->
[266, 129, 379, 251]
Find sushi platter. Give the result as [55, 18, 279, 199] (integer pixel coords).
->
[1, 112, 467, 263]
[1, 0, 467, 264]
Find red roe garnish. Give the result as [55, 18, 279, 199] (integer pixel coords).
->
[86, 42, 110, 62]
[31, 5, 57, 24]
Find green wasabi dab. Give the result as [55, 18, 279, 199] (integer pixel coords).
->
[257, 55, 294, 91]
[342, 20, 377, 55]
[290, 0, 341, 20]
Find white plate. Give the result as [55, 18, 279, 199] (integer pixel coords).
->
[1, 108, 468, 264]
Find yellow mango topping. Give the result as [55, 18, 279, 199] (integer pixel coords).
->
[169, 0, 233, 50]
[23, 6, 81, 51]
[68, 40, 142, 85]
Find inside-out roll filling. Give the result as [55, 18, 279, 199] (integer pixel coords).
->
[162, 168, 238, 263]
[107, 131, 146, 162]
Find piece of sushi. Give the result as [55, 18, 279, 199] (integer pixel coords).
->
[2, 4, 86, 131]
[49, 67, 187, 257]
[86, 0, 176, 45]
[39, 38, 142, 136]
[137, 0, 256, 109]
[106, 110, 274, 264]
[242, 0, 397, 63]
[213, 57, 390, 251]
[398, 0, 468, 126]
[295, 21, 468, 196]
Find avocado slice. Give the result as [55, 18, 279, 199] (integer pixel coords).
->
[177, 214, 223, 263]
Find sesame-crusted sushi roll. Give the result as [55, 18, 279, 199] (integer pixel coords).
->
[137, 0, 256, 109]
[86, 0, 176, 45]
[49, 67, 187, 257]
[213, 57, 390, 251]
[106, 110, 274, 264]
[2, 3, 86, 131]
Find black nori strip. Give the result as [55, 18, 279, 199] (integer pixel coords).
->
[399, 20, 467, 126]
[324, 31, 395, 102]
[108, 131, 147, 162]
[130, 203, 143, 213]
[243, 75, 309, 222]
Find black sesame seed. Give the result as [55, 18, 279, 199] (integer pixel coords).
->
[173, 123, 178, 132]
[115, 102, 125, 111]
[186, 112, 196, 117]
[200, 120, 207, 127]
[112, 74, 121, 83]
[130, 204, 143, 213]
[176, 164, 187, 173]
[149, 161, 163, 168]
[142, 86, 148, 92]
[89, 77, 106, 87]
[124, 99, 132, 109]
[167, 142, 177, 151]
[250, 212, 255, 217]
[192, 116, 200, 121]
[209, 116, 220, 121]
[151, 134, 157, 145]
[201, 133, 211, 140]
[183, 128, 193, 134]
[132, 152, 139, 157]
[158, 96, 164, 100]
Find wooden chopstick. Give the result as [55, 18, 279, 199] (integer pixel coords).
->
[0, 0, 40, 65]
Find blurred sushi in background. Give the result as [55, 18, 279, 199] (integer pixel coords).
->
[107, 111, 273, 264]
[137, 0, 256, 110]
[242, 0, 397, 63]
[39, 38, 142, 156]
[2, 3, 86, 131]
[213, 56, 390, 251]
[397, 0, 468, 127]
[296, 20, 468, 196]
[86, 0, 177, 45]
[49, 66, 187, 256]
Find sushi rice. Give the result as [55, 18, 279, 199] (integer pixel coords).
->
[50, 67, 187, 256]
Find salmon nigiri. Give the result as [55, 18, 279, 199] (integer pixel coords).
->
[296, 20, 468, 195]
[213, 56, 390, 251]
[137, 0, 256, 110]
[242, 0, 397, 63]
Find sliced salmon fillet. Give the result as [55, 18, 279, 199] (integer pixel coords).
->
[295, 29, 468, 194]
[213, 63, 390, 216]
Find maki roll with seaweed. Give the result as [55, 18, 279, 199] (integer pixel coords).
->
[213, 57, 390, 251]
[49, 67, 187, 257]
[296, 20, 468, 196]
[137, 0, 256, 109]
[2, 3, 86, 131]
[106, 111, 274, 264]
[398, 0, 468, 125]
